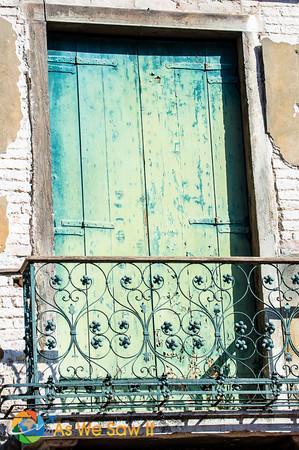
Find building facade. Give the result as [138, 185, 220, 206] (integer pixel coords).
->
[0, 0, 299, 448]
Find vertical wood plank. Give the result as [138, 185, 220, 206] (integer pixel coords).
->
[76, 39, 151, 380]
[49, 48, 90, 379]
[205, 43, 254, 379]
[49, 55, 85, 257]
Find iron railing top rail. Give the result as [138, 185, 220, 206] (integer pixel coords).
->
[15, 255, 299, 274]
[0, 255, 299, 276]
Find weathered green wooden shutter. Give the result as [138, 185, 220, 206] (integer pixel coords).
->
[137, 41, 250, 258]
[48, 49, 85, 257]
[48, 40, 152, 380]
[49, 39, 250, 260]
[136, 41, 252, 377]
[138, 42, 217, 257]
[48, 38, 253, 382]
[49, 49, 90, 378]
[49, 40, 149, 258]
[205, 44, 250, 257]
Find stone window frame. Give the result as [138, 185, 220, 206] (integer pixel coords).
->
[24, 2, 278, 257]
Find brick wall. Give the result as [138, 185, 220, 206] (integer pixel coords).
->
[261, 1, 299, 40]
[273, 154, 299, 255]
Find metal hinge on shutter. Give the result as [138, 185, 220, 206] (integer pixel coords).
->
[48, 55, 76, 64]
[54, 227, 83, 236]
[165, 62, 205, 70]
[48, 54, 117, 68]
[75, 56, 117, 67]
[189, 218, 248, 234]
[48, 54, 76, 74]
[48, 64, 76, 74]
[54, 219, 115, 235]
[165, 62, 234, 71]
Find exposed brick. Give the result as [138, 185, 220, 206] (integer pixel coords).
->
[13, 317, 24, 328]
[0, 180, 31, 192]
[279, 200, 299, 211]
[0, 168, 30, 182]
[0, 158, 30, 170]
[281, 221, 299, 231]
[277, 190, 299, 201]
[275, 169, 299, 180]
[261, 7, 281, 17]
[281, 231, 299, 241]
[276, 179, 299, 191]
[280, 210, 299, 221]
[0, 307, 24, 318]
[0, 285, 22, 296]
[5, 243, 31, 255]
[7, 192, 31, 203]
[281, 8, 299, 17]
[264, 24, 282, 33]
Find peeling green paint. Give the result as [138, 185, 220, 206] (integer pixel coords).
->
[48, 38, 251, 380]
[49, 38, 250, 259]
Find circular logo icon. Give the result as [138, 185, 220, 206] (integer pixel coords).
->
[11, 410, 45, 444]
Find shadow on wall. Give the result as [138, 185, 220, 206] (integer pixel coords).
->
[75, 435, 299, 450]
[0, 350, 25, 385]
[254, 45, 267, 132]
[0, 353, 24, 449]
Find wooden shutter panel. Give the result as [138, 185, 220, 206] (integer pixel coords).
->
[48, 51, 85, 256]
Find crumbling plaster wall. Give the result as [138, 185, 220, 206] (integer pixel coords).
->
[246, 1, 299, 256]
[262, 38, 299, 255]
[0, 1, 32, 399]
[0, 0, 298, 436]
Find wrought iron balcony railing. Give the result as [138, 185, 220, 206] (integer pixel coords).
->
[1, 256, 299, 418]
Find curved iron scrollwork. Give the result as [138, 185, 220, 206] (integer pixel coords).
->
[1, 259, 299, 416]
